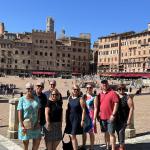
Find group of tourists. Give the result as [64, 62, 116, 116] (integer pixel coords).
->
[17, 79, 134, 150]
[17, 80, 62, 150]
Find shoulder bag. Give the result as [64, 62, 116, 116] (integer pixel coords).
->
[62, 132, 73, 150]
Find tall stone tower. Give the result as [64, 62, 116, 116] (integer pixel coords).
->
[46, 17, 54, 32]
[61, 29, 65, 38]
[0, 22, 5, 35]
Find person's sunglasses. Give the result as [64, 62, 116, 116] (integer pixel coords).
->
[26, 88, 33, 90]
[37, 85, 42, 88]
[52, 94, 57, 96]
[87, 87, 92, 89]
[73, 89, 79, 91]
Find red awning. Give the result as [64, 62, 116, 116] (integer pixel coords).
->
[99, 73, 150, 78]
[72, 73, 81, 75]
[140, 74, 150, 78]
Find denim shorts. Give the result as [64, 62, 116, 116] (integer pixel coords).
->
[100, 119, 116, 134]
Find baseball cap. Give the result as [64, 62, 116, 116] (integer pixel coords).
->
[36, 80, 44, 87]
[25, 82, 34, 89]
[101, 80, 108, 84]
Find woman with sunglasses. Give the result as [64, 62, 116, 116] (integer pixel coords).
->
[116, 84, 134, 150]
[44, 89, 63, 150]
[17, 82, 41, 150]
[81, 84, 98, 150]
[65, 85, 86, 150]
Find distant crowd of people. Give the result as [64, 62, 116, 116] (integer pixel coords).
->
[17, 79, 134, 150]
[0, 83, 16, 96]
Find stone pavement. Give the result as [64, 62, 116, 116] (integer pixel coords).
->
[0, 134, 22, 150]
[0, 93, 150, 150]
[0, 144, 7, 150]
[125, 135, 150, 150]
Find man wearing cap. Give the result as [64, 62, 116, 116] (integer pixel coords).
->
[35, 80, 48, 149]
[35, 81, 47, 126]
[44, 80, 62, 101]
[98, 80, 119, 150]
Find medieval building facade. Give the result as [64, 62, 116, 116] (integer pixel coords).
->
[93, 23, 150, 73]
[0, 17, 91, 75]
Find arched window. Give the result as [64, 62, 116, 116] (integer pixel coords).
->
[1, 58, 5, 63]
[40, 52, 43, 56]
[15, 50, 18, 54]
[35, 51, 38, 55]
[22, 51, 24, 55]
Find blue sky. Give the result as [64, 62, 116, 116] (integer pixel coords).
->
[0, 0, 150, 44]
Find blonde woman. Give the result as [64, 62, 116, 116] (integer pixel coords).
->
[17, 82, 41, 150]
[44, 89, 63, 150]
[65, 85, 86, 150]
